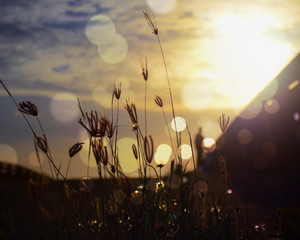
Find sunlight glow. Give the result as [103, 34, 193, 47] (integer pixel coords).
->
[182, 81, 212, 111]
[200, 12, 293, 109]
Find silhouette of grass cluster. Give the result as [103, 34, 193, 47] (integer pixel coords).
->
[1, 9, 297, 240]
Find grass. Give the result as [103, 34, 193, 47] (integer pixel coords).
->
[1, 9, 299, 240]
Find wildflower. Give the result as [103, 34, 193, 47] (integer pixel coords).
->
[36, 134, 48, 154]
[19, 101, 38, 116]
[69, 142, 84, 158]
[132, 144, 138, 159]
[79, 111, 107, 137]
[113, 83, 122, 99]
[124, 100, 138, 125]
[218, 113, 230, 133]
[105, 120, 115, 139]
[99, 117, 109, 137]
[91, 138, 108, 166]
[143, 9, 158, 35]
[155, 95, 163, 107]
[144, 135, 154, 164]
[140, 57, 148, 81]
[155, 180, 165, 192]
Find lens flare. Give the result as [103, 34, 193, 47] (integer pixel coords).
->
[85, 15, 115, 45]
[237, 129, 253, 145]
[0, 144, 18, 164]
[50, 92, 79, 123]
[85, 15, 128, 64]
[146, 0, 177, 14]
[180, 144, 192, 160]
[97, 34, 128, 63]
[264, 99, 280, 114]
[201, 138, 216, 153]
[238, 101, 262, 120]
[154, 143, 172, 166]
[171, 116, 186, 132]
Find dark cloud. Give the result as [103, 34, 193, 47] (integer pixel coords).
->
[65, 10, 92, 18]
[52, 64, 70, 73]
[41, 20, 87, 31]
[0, 23, 30, 39]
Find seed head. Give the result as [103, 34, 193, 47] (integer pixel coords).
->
[36, 134, 48, 154]
[19, 101, 38, 116]
[69, 142, 84, 158]
[143, 9, 158, 35]
[91, 138, 108, 166]
[105, 120, 115, 139]
[79, 111, 108, 137]
[154, 95, 163, 107]
[113, 83, 122, 99]
[124, 100, 138, 125]
[99, 117, 109, 137]
[218, 113, 230, 133]
[144, 135, 154, 164]
[132, 144, 138, 160]
[140, 57, 148, 81]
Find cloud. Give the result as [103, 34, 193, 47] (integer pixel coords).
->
[52, 64, 70, 73]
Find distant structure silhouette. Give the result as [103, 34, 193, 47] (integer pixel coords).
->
[214, 53, 300, 207]
[195, 127, 204, 168]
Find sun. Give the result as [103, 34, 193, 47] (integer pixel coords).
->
[213, 13, 293, 106]
[187, 12, 294, 111]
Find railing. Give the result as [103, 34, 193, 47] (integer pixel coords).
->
[0, 161, 44, 181]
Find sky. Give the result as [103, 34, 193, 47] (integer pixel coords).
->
[0, 0, 300, 179]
